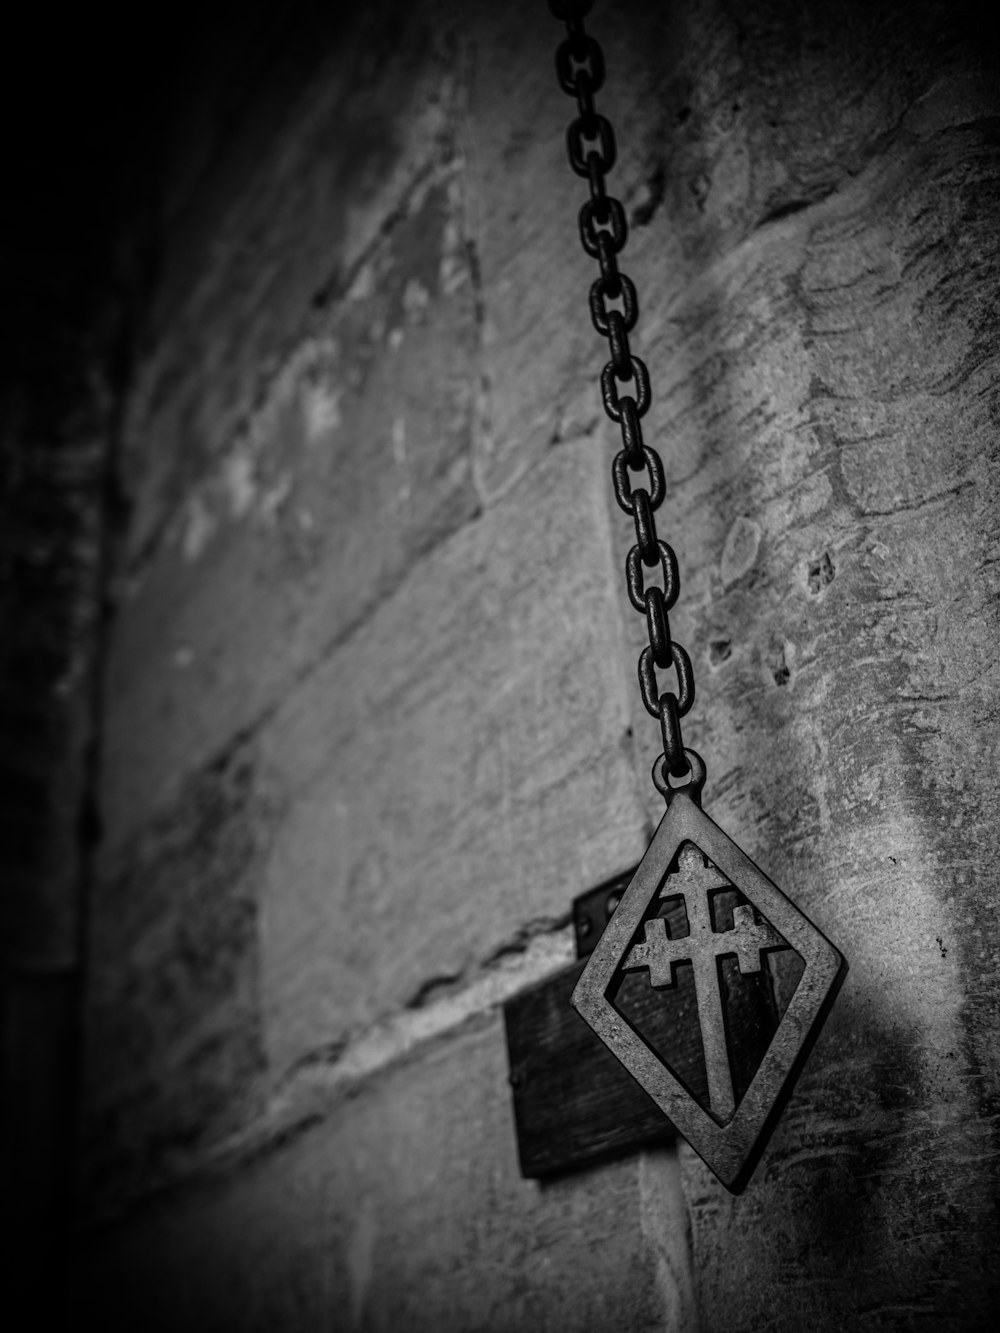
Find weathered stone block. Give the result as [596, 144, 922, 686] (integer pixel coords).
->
[257, 437, 648, 1075]
[74, 1015, 696, 1333]
[81, 739, 271, 1213]
[119, 0, 464, 566]
[100, 165, 481, 847]
[82, 436, 649, 1202]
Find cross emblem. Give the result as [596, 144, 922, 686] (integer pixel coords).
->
[571, 791, 845, 1192]
[621, 846, 785, 1120]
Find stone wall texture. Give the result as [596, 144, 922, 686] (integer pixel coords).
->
[71, 2, 1000, 1329]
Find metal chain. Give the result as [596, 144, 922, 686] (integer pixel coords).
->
[549, 0, 695, 783]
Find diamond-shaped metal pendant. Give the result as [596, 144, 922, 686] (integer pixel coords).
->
[572, 790, 845, 1192]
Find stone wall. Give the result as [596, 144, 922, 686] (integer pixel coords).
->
[72, 2, 1000, 1329]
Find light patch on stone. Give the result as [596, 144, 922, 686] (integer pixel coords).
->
[402, 278, 430, 320]
[794, 468, 833, 520]
[347, 1197, 378, 1330]
[304, 382, 343, 441]
[639, 1148, 699, 1330]
[392, 416, 410, 505]
[347, 262, 376, 301]
[52, 659, 85, 699]
[241, 336, 342, 458]
[841, 806, 967, 1109]
[391, 416, 407, 464]
[182, 497, 216, 561]
[224, 452, 257, 517]
[282, 926, 574, 1100]
[173, 335, 347, 563]
[260, 474, 293, 523]
[446, 453, 470, 493]
[439, 251, 466, 297]
[181, 925, 577, 1185]
[721, 515, 761, 585]
[439, 210, 466, 297]
[120, 568, 147, 603]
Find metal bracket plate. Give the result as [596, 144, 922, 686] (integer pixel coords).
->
[503, 863, 781, 1179]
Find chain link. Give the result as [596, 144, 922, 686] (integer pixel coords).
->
[611, 446, 664, 514]
[549, 0, 695, 782]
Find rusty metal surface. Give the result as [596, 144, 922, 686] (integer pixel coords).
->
[572, 790, 845, 1192]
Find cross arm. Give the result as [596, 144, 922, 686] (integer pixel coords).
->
[623, 917, 689, 988]
[730, 904, 786, 974]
